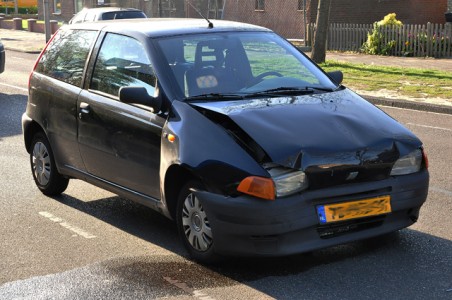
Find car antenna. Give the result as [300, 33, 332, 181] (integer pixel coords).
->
[185, 0, 214, 28]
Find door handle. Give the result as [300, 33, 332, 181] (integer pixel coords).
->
[79, 102, 90, 119]
[80, 102, 90, 114]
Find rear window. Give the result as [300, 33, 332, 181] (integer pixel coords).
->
[36, 29, 97, 87]
[101, 11, 146, 20]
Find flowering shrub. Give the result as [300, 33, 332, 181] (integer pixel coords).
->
[362, 13, 403, 55]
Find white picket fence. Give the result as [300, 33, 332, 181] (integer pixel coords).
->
[307, 23, 452, 58]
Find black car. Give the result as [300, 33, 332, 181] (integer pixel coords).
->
[68, 7, 147, 24]
[0, 39, 5, 73]
[23, 19, 429, 263]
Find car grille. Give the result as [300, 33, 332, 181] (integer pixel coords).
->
[317, 215, 386, 239]
[306, 164, 393, 190]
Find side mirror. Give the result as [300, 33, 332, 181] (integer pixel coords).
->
[327, 70, 343, 85]
[119, 86, 161, 112]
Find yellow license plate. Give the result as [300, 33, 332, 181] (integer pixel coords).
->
[317, 195, 391, 224]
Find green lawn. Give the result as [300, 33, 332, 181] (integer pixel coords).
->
[320, 60, 452, 100]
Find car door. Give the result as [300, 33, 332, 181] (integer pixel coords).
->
[32, 29, 98, 172]
[77, 33, 164, 199]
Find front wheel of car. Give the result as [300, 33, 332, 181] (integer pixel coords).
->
[176, 181, 219, 264]
[30, 132, 69, 196]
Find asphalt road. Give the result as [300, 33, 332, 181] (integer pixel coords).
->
[0, 50, 451, 300]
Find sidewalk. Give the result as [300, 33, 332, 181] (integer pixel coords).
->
[0, 29, 47, 53]
[1, 28, 451, 114]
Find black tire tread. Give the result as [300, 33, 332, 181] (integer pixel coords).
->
[176, 180, 221, 264]
[30, 132, 69, 196]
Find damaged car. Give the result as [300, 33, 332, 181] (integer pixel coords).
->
[23, 19, 429, 263]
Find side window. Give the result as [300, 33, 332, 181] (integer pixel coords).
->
[90, 33, 156, 98]
[84, 11, 97, 22]
[36, 29, 97, 87]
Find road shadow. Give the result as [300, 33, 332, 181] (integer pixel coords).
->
[52, 192, 452, 299]
[0, 92, 27, 139]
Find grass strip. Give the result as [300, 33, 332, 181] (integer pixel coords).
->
[320, 60, 452, 100]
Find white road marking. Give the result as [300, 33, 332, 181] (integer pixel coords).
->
[0, 82, 28, 92]
[163, 277, 216, 300]
[430, 187, 452, 197]
[407, 123, 452, 132]
[378, 105, 452, 117]
[38, 211, 96, 239]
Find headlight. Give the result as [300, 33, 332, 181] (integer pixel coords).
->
[237, 165, 309, 200]
[267, 165, 309, 197]
[273, 170, 309, 197]
[390, 149, 422, 176]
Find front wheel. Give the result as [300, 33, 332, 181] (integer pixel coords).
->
[30, 132, 69, 196]
[176, 181, 219, 263]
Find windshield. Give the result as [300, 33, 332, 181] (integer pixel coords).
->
[157, 32, 338, 100]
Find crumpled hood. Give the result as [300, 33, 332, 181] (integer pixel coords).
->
[190, 89, 421, 169]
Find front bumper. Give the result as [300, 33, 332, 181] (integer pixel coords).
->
[195, 170, 429, 256]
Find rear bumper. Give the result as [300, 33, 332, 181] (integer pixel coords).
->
[195, 170, 429, 256]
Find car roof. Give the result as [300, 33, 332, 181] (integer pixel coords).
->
[79, 7, 143, 13]
[63, 18, 271, 38]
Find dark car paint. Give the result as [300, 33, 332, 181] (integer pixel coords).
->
[162, 100, 269, 194]
[194, 170, 428, 256]
[28, 73, 86, 171]
[77, 89, 164, 199]
[0, 40, 5, 73]
[190, 89, 421, 169]
[23, 19, 429, 257]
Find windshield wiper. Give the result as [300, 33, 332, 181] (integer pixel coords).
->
[245, 86, 337, 97]
[244, 87, 315, 97]
[185, 93, 245, 101]
[304, 86, 339, 92]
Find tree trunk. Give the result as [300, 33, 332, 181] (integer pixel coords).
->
[311, 0, 331, 63]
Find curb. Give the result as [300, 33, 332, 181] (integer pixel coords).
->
[364, 96, 452, 115]
[4, 46, 42, 54]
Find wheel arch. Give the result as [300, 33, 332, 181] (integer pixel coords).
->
[24, 120, 45, 153]
[164, 164, 201, 220]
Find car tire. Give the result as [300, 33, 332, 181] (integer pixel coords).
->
[176, 181, 219, 264]
[30, 132, 69, 196]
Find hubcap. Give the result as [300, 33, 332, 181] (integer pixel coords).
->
[32, 142, 51, 186]
[182, 193, 212, 252]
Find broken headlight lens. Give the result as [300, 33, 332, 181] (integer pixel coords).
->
[390, 149, 422, 176]
[266, 164, 309, 197]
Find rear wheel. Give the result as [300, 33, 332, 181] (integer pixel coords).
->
[176, 181, 219, 263]
[30, 132, 69, 196]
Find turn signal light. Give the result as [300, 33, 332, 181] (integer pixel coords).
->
[168, 134, 176, 143]
[237, 176, 275, 200]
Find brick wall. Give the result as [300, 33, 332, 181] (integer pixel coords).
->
[38, 0, 449, 34]
[224, 0, 308, 39]
[323, 0, 447, 25]
[224, 0, 448, 39]
[38, 0, 96, 22]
